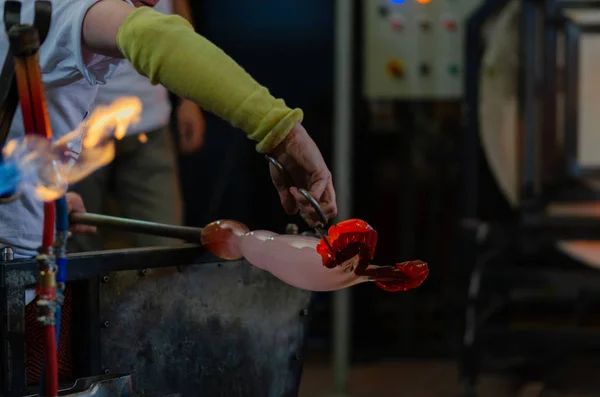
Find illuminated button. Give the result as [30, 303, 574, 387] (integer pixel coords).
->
[387, 59, 405, 79]
[389, 13, 405, 31]
[447, 63, 459, 75]
[441, 14, 458, 31]
[445, 20, 458, 30]
[416, 0, 431, 4]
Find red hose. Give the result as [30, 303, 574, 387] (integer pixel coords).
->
[40, 202, 57, 397]
[42, 202, 55, 249]
[43, 325, 58, 397]
[14, 29, 58, 397]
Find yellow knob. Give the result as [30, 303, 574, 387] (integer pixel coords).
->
[387, 59, 405, 79]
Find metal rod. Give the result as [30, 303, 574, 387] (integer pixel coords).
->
[332, 0, 354, 394]
[265, 155, 336, 253]
[70, 213, 203, 243]
[265, 155, 331, 229]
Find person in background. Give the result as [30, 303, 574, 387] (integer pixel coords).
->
[68, 0, 205, 252]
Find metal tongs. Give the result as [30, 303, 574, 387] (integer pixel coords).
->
[265, 155, 334, 253]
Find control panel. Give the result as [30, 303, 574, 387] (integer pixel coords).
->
[363, 0, 482, 99]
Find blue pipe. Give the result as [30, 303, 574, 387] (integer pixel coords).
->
[0, 157, 20, 199]
[55, 196, 68, 284]
[55, 196, 69, 239]
[55, 196, 69, 284]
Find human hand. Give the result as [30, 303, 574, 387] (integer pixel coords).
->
[66, 192, 97, 235]
[269, 123, 337, 227]
[177, 99, 205, 154]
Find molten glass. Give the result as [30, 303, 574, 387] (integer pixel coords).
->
[202, 218, 429, 292]
[317, 219, 377, 269]
[0, 136, 68, 200]
[317, 219, 429, 292]
[201, 220, 250, 260]
[0, 97, 142, 202]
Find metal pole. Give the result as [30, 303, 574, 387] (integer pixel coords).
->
[70, 213, 203, 242]
[332, 0, 353, 395]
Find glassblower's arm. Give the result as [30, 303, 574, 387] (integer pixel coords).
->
[82, 0, 303, 154]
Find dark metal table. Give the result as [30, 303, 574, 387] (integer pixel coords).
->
[0, 245, 314, 397]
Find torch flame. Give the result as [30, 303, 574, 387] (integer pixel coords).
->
[0, 96, 143, 202]
[82, 97, 142, 148]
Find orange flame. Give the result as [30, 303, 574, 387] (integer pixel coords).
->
[4, 97, 143, 202]
[81, 97, 142, 148]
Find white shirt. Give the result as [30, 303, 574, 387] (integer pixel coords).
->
[0, 0, 124, 257]
[92, 0, 173, 135]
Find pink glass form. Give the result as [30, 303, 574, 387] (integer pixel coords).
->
[201, 220, 249, 260]
[200, 219, 429, 292]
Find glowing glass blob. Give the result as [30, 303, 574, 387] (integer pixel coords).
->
[201, 219, 429, 292]
[0, 136, 68, 200]
[201, 220, 250, 260]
